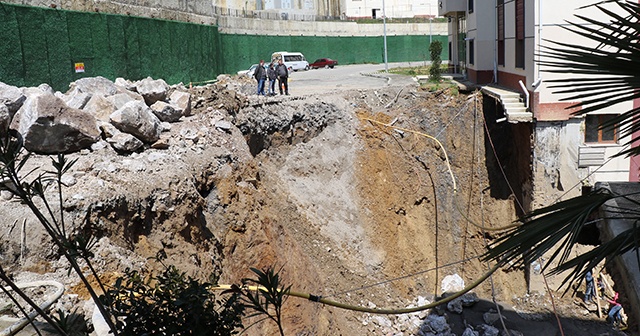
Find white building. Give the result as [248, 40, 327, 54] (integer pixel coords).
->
[439, 0, 638, 209]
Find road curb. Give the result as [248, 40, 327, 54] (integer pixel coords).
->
[360, 71, 392, 85]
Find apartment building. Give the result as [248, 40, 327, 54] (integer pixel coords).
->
[439, 0, 637, 208]
[344, 0, 439, 19]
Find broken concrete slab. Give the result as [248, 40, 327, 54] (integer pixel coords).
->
[150, 101, 182, 122]
[169, 90, 192, 116]
[110, 100, 162, 143]
[136, 77, 169, 106]
[10, 95, 100, 154]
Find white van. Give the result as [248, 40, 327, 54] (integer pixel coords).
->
[271, 51, 309, 72]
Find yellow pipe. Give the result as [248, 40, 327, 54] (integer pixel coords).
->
[211, 263, 499, 315]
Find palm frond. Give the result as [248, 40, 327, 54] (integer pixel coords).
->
[539, 1, 640, 151]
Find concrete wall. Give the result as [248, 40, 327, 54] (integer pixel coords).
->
[216, 15, 447, 35]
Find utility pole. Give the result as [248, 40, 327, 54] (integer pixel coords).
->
[382, 0, 388, 72]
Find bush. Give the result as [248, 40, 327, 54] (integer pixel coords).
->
[104, 266, 244, 336]
[429, 41, 443, 82]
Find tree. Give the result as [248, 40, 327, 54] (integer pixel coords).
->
[429, 40, 443, 82]
[484, 1, 640, 287]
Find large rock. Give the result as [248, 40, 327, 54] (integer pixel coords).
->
[169, 90, 191, 116]
[70, 76, 118, 97]
[441, 274, 465, 294]
[115, 77, 136, 92]
[10, 95, 100, 154]
[446, 292, 479, 314]
[107, 132, 143, 152]
[62, 88, 92, 109]
[84, 95, 116, 122]
[462, 327, 479, 336]
[0, 105, 10, 136]
[37, 83, 55, 95]
[0, 82, 26, 114]
[136, 77, 169, 105]
[479, 324, 499, 336]
[107, 92, 144, 110]
[110, 100, 161, 143]
[150, 101, 182, 122]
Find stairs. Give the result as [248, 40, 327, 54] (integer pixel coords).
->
[480, 85, 532, 123]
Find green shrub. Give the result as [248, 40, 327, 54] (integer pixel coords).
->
[104, 266, 244, 336]
[429, 41, 443, 81]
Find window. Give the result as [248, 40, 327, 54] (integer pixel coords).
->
[497, 0, 505, 66]
[515, 0, 525, 68]
[469, 39, 474, 65]
[468, 0, 474, 13]
[585, 115, 618, 143]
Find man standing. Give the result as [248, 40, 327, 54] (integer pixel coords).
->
[584, 269, 596, 303]
[254, 60, 267, 96]
[267, 63, 277, 96]
[275, 59, 289, 95]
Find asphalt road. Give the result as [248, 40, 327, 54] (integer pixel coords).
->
[287, 62, 427, 94]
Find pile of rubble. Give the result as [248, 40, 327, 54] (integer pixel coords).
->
[0, 76, 192, 154]
[359, 275, 525, 336]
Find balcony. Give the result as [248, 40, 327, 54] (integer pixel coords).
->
[437, 0, 466, 17]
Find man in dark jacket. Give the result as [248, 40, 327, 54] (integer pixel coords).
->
[275, 59, 289, 95]
[254, 60, 267, 95]
[267, 63, 277, 96]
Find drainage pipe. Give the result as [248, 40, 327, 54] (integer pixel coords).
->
[0, 281, 65, 336]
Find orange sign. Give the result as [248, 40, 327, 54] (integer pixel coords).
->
[74, 62, 85, 73]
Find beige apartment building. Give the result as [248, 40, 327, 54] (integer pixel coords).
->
[440, 0, 638, 208]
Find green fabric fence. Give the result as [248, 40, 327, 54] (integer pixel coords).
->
[220, 34, 448, 75]
[0, 3, 447, 92]
[0, 3, 221, 91]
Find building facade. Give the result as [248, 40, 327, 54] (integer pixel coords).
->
[344, 0, 439, 19]
[440, 0, 638, 209]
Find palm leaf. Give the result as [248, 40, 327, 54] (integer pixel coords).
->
[483, 188, 640, 288]
[539, 1, 640, 156]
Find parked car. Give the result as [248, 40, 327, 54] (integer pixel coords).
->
[271, 51, 309, 72]
[310, 58, 338, 69]
[237, 64, 267, 78]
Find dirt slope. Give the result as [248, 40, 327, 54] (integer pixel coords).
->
[0, 75, 626, 336]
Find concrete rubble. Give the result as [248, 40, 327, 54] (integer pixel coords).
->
[0, 76, 192, 154]
[10, 94, 101, 154]
[110, 100, 162, 143]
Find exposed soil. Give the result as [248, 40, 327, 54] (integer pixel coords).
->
[0, 74, 628, 335]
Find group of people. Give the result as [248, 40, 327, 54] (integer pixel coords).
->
[254, 59, 289, 96]
[583, 269, 626, 328]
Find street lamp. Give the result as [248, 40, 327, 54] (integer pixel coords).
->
[382, 0, 388, 72]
